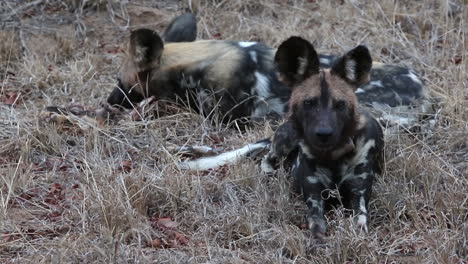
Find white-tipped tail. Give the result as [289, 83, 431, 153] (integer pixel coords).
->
[178, 141, 270, 170]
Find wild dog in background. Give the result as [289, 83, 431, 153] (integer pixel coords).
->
[180, 37, 385, 238]
[106, 15, 290, 124]
[106, 14, 427, 126]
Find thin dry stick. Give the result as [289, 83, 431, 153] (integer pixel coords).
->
[1, 0, 43, 20]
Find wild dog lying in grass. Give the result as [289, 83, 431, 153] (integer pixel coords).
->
[180, 37, 385, 238]
[106, 16, 427, 127]
[106, 25, 290, 124]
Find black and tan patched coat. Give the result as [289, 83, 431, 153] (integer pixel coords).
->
[260, 37, 385, 237]
[106, 15, 427, 126]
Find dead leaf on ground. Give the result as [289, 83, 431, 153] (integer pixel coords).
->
[450, 55, 463, 65]
[116, 160, 133, 173]
[148, 238, 164, 248]
[1, 92, 21, 106]
[147, 216, 190, 249]
[152, 217, 179, 229]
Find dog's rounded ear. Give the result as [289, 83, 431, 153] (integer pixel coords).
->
[275, 36, 320, 86]
[331, 45, 372, 87]
[129, 29, 164, 70]
[163, 13, 197, 43]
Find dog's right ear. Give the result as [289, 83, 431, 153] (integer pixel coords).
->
[163, 13, 197, 43]
[331, 45, 372, 87]
[274, 36, 320, 86]
[129, 29, 164, 70]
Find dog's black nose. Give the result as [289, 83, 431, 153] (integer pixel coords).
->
[315, 127, 333, 142]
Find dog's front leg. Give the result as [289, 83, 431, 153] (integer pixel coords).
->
[293, 155, 331, 238]
[339, 148, 378, 233]
[261, 120, 299, 173]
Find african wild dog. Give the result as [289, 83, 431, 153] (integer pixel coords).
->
[180, 37, 385, 237]
[106, 15, 290, 124]
[105, 14, 427, 127]
[264, 37, 383, 236]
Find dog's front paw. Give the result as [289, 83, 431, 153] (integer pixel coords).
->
[307, 215, 327, 239]
[260, 156, 275, 174]
[355, 214, 368, 233]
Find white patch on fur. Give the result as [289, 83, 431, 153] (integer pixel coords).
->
[264, 98, 285, 116]
[371, 102, 419, 128]
[134, 46, 148, 64]
[357, 193, 368, 232]
[307, 217, 315, 230]
[291, 157, 297, 170]
[339, 138, 375, 184]
[249, 50, 258, 63]
[355, 88, 365, 94]
[260, 156, 274, 173]
[406, 70, 423, 85]
[356, 114, 367, 130]
[306, 197, 324, 215]
[306, 197, 322, 207]
[253, 72, 270, 98]
[380, 113, 411, 126]
[179, 141, 268, 170]
[291, 154, 300, 171]
[368, 80, 384, 88]
[307, 176, 319, 184]
[345, 59, 357, 81]
[319, 57, 330, 65]
[357, 214, 367, 224]
[238, 41, 256, 48]
[315, 167, 332, 186]
[359, 194, 367, 214]
[357, 215, 368, 231]
[297, 57, 308, 76]
[352, 138, 375, 167]
[251, 72, 285, 117]
[174, 145, 215, 155]
[357, 173, 369, 180]
[299, 141, 315, 159]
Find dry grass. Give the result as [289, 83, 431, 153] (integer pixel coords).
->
[1, 0, 467, 263]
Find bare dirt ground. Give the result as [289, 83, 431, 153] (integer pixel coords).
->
[0, 0, 467, 263]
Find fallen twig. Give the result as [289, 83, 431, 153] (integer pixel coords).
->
[1, 0, 44, 20]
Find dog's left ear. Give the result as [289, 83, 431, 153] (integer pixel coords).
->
[129, 29, 164, 71]
[275, 36, 320, 86]
[331, 45, 372, 87]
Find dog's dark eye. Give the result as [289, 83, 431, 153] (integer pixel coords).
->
[303, 98, 318, 107]
[334, 100, 346, 110]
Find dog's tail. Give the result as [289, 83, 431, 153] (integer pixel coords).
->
[178, 139, 271, 170]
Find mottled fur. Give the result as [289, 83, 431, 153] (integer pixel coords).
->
[262, 37, 384, 237]
[180, 37, 386, 238]
[108, 33, 289, 123]
[106, 15, 427, 127]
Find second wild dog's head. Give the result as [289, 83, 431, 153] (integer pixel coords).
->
[275, 37, 372, 154]
[107, 29, 163, 108]
[107, 13, 197, 108]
